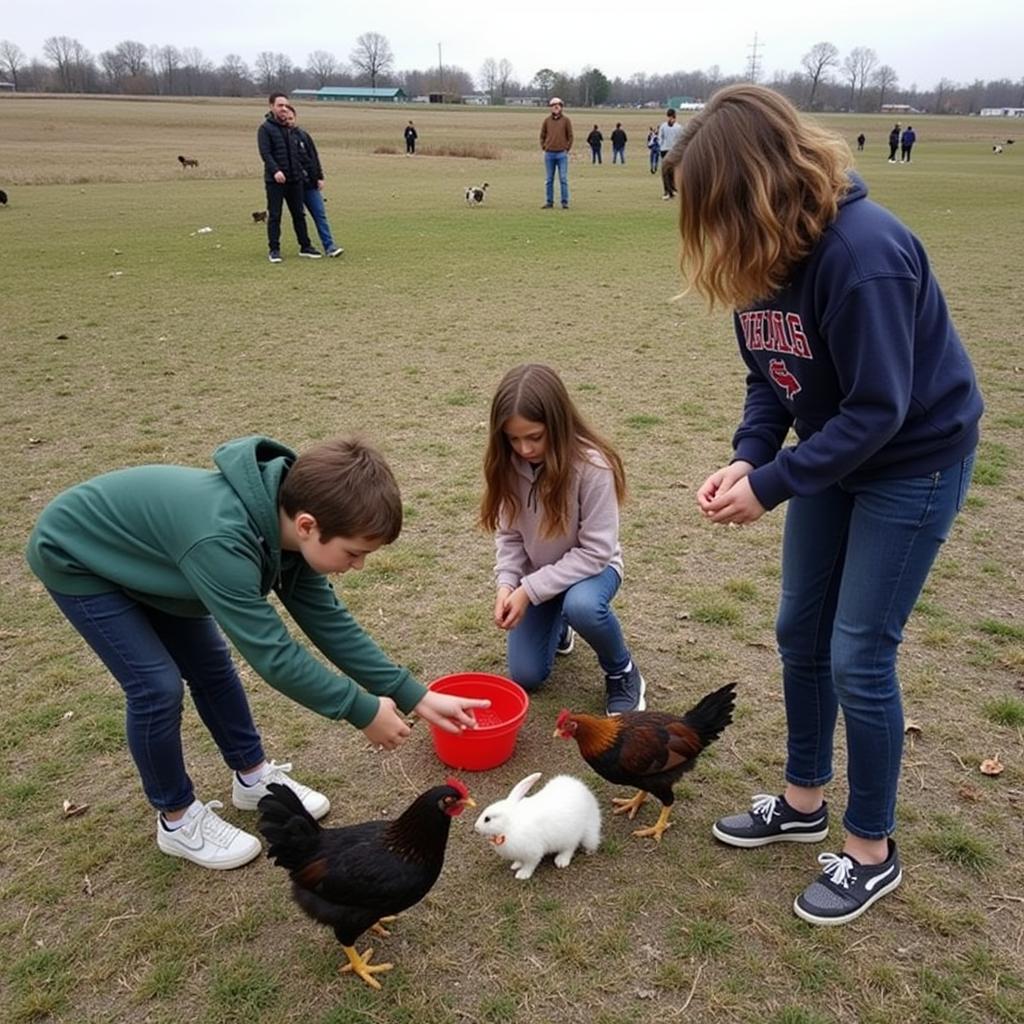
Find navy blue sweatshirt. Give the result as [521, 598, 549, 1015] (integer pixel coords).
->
[731, 174, 982, 511]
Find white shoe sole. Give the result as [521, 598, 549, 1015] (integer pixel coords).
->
[793, 870, 902, 926]
[712, 822, 829, 847]
[608, 675, 646, 716]
[156, 833, 261, 870]
[232, 783, 330, 820]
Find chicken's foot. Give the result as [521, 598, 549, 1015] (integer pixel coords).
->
[371, 915, 398, 937]
[611, 790, 648, 820]
[632, 804, 673, 842]
[340, 945, 394, 989]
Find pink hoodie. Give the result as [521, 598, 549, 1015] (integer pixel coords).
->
[494, 451, 624, 605]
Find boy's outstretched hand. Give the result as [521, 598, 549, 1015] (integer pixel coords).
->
[414, 691, 491, 734]
[363, 696, 413, 750]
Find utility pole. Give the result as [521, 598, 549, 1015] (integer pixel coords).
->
[746, 32, 762, 83]
[438, 42, 443, 98]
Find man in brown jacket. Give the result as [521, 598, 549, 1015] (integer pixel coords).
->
[540, 97, 573, 208]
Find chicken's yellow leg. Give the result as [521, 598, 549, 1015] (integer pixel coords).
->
[371, 915, 398, 937]
[340, 945, 394, 989]
[610, 790, 648, 819]
[632, 804, 673, 842]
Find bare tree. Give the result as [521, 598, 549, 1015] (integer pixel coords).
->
[0, 39, 26, 89]
[307, 50, 338, 88]
[871, 64, 899, 110]
[255, 51, 293, 93]
[349, 32, 393, 90]
[180, 47, 211, 95]
[841, 46, 877, 111]
[43, 35, 91, 92]
[479, 57, 498, 96]
[497, 58, 514, 98]
[115, 40, 149, 78]
[220, 54, 251, 97]
[800, 41, 839, 109]
[150, 45, 182, 94]
[933, 76, 955, 114]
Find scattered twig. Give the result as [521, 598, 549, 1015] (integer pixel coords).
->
[947, 749, 971, 772]
[680, 960, 705, 1014]
[98, 909, 139, 938]
[21, 907, 34, 934]
[990, 893, 1024, 903]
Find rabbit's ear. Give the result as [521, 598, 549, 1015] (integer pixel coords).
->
[507, 772, 542, 803]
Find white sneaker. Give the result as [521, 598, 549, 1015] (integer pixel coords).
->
[231, 760, 330, 820]
[156, 800, 261, 869]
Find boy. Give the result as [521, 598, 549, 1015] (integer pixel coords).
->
[26, 436, 488, 869]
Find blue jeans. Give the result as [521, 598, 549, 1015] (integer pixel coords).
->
[612, 146, 625, 164]
[649, 148, 660, 172]
[590, 145, 602, 164]
[48, 589, 265, 812]
[544, 150, 569, 206]
[507, 566, 629, 690]
[303, 185, 335, 251]
[776, 453, 975, 839]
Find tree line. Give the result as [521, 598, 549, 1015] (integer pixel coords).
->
[1, 33, 1021, 113]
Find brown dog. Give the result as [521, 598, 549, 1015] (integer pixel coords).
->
[177, 155, 199, 168]
[251, 210, 268, 223]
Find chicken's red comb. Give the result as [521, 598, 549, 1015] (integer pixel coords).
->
[555, 708, 573, 729]
[446, 777, 469, 800]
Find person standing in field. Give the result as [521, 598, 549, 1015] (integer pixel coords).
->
[257, 92, 321, 264]
[611, 123, 627, 164]
[404, 121, 418, 155]
[665, 84, 982, 925]
[647, 126, 661, 173]
[856, 133, 865, 151]
[540, 97, 573, 209]
[283, 105, 344, 258]
[900, 125, 916, 163]
[657, 108, 684, 199]
[887, 123, 901, 163]
[586, 124, 604, 164]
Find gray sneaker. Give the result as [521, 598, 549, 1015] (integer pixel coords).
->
[794, 839, 902, 925]
[556, 623, 575, 656]
[268, 250, 282, 263]
[298, 246, 323, 259]
[604, 664, 646, 715]
[712, 794, 829, 847]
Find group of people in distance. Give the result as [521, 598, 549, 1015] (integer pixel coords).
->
[29, 86, 982, 929]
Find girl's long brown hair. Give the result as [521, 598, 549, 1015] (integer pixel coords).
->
[667, 84, 852, 310]
[480, 364, 626, 538]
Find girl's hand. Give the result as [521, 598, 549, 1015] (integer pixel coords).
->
[362, 696, 413, 750]
[697, 461, 754, 511]
[701, 475, 766, 525]
[496, 586, 530, 631]
[494, 586, 514, 628]
[414, 691, 492, 735]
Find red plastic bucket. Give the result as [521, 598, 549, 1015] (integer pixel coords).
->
[427, 673, 529, 771]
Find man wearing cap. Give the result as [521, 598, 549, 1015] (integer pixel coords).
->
[540, 97, 573, 209]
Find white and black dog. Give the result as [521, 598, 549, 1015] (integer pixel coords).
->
[465, 183, 489, 206]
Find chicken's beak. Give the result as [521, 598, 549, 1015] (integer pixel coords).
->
[552, 727, 561, 738]
[460, 797, 477, 809]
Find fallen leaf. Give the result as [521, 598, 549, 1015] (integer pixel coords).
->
[62, 710, 74, 721]
[958, 783, 983, 802]
[83, 875, 93, 896]
[62, 799, 89, 818]
[980, 756, 1004, 776]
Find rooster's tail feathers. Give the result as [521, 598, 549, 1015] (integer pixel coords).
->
[256, 781, 321, 870]
[684, 682, 737, 745]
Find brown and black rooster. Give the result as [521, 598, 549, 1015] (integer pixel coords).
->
[554, 682, 736, 842]
[257, 779, 474, 989]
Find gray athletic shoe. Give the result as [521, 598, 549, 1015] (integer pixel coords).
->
[794, 839, 902, 925]
[604, 664, 646, 715]
[712, 793, 829, 847]
[556, 623, 575, 656]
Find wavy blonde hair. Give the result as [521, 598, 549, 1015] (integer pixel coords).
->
[480, 364, 626, 539]
[666, 85, 852, 310]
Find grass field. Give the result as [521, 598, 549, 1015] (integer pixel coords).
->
[1, 96, 1023, 1024]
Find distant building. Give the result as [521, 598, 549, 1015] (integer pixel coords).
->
[291, 86, 407, 103]
[506, 96, 544, 106]
[0, 81, 15, 92]
[667, 96, 704, 111]
[980, 107, 1024, 117]
[880, 103, 922, 114]
[462, 94, 491, 105]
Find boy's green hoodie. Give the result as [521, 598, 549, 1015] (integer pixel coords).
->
[26, 436, 426, 728]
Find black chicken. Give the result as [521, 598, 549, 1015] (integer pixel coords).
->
[257, 779, 474, 989]
[554, 682, 736, 842]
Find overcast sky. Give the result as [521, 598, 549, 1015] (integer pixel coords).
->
[5, 0, 1022, 89]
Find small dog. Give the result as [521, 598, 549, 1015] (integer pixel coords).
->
[177, 155, 199, 168]
[251, 210, 268, 223]
[465, 183, 489, 206]
[993, 145, 1004, 154]
[0, 189, 7, 206]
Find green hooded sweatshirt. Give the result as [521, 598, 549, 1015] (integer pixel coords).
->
[26, 436, 426, 728]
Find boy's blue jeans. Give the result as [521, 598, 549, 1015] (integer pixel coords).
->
[303, 185, 336, 251]
[507, 566, 629, 690]
[776, 453, 975, 840]
[48, 589, 265, 812]
[544, 151, 569, 206]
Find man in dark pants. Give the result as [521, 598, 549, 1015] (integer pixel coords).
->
[887, 123, 900, 163]
[404, 121, 418, 154]
[257, 93, 321, 264]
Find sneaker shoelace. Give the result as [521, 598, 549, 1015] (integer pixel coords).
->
[194, 800, 239, 847]
[260, 760, 307, 793]
[750, 794, 782, 824]
[817, 852, 857, 889]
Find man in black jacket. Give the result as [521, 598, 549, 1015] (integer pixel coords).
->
[610, 123, 627, 164]
[257, 93, 320, 263]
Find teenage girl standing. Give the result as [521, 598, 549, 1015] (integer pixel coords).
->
[667, 85, 982, 924]
[480, 364, 646, 715]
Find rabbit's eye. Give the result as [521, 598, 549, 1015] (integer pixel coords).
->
[484, 816, 491, 823]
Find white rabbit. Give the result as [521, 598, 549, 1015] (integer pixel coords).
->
[474, 772, 601, 880]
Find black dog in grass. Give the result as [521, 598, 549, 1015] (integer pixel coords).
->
[177, 155, 199, 168]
